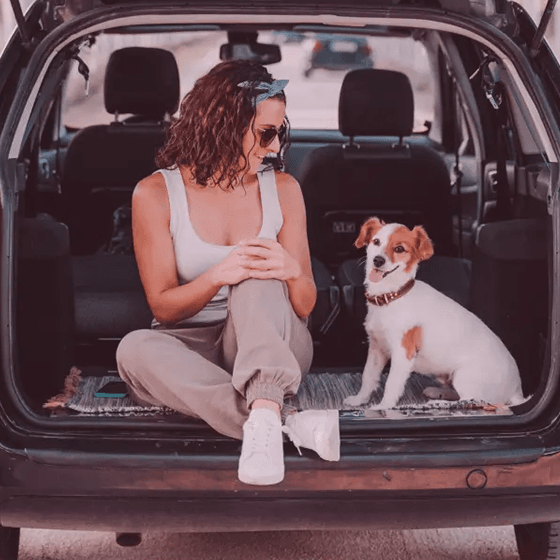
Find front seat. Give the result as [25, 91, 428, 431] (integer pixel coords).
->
[299, 68, 456, 269]
[61, 46, 180, 255]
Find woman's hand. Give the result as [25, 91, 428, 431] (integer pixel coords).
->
[207, 248, 254, 288]
[237, 238, 302, 281]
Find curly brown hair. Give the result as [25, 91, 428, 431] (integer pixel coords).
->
[156, 59, 289, 190]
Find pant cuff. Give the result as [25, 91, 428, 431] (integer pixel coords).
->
[246, 381, 285, 409]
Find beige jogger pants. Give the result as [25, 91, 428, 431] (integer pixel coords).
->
[116, 278, 314, 440]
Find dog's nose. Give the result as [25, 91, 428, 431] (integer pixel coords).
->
[373, 256, 386, 268]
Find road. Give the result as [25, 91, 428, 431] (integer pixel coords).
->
[18, 526, 520, 559]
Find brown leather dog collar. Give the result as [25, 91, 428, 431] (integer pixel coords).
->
[365, 279, 416, 306]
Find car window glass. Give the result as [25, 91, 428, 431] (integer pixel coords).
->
[62, 30, 435, 133]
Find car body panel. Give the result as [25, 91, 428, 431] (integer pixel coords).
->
[38, 0, 506, 26]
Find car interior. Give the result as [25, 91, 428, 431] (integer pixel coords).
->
[8, 20, 555, 434]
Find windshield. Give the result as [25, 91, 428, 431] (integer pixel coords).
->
[63, 30, 435, 132]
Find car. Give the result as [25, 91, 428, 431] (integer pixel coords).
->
[0, 0, 559, 558]
[303, 33, 374, 77]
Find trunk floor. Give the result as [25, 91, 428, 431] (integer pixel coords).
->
[44, 366, 513, 420]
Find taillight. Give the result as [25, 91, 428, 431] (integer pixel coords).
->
[313, 40, 323, 52]
[361, 44, 372, 55]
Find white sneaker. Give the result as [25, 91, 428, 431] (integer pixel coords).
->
[238, 408, 284, 486]
[283, 410, 340, 462]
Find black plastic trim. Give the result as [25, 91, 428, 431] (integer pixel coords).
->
[2, 493, 560, 532]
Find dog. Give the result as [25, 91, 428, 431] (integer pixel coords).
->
[343, 217, 525, 411]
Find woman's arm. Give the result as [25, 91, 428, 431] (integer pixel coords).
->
[239, 172, 317, 318]
[132, 173, 251, 325]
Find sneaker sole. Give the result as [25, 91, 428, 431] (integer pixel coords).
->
[237, 468, 285, 486]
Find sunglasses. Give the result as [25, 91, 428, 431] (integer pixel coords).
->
[257, 124, 287, 148]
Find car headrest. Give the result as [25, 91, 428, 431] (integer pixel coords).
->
[104, 47, 180, 118]
[339, 69, 414, 137]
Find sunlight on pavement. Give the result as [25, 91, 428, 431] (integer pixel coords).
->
[18, 526, 519, 560]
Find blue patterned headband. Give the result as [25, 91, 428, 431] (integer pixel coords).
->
[237, 79, 289, 105]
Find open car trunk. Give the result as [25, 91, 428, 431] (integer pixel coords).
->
[2, 1, 559, 444]
[20, 214, 549, 426]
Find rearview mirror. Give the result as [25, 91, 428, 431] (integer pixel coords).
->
[220, 31, 281, 65]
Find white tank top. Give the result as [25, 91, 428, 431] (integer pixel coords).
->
[152, 165, 284, 327]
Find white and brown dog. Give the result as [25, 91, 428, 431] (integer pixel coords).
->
[343, 217, 525, 410]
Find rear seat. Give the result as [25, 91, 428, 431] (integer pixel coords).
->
[72, 254, 152, 339]
[469, 219, 548, 397]
[299, 68, 471, 333]
[336, 256, 472, 335]
[17, 215, 74, 405]
[73, 253, 339, 341]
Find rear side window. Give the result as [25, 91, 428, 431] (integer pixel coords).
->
[62, 30, 435, 133]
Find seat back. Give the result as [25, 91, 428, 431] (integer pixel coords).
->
[469, 219, 549, 397]
[16, 215, 75, 405]
[299, 69, 455, 268]
[61, 47, 180, 255]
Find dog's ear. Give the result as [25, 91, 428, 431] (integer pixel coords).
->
[412, 226, 434, 261]
[355, 217, 384, 248]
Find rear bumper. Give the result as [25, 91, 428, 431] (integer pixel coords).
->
[2, 493, 560, 532]
[1, 446, 560, 531]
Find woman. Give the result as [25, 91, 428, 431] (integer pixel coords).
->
[116, 59, 340, 486]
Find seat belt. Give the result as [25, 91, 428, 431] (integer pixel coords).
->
[480, 59, 513, 220]
[451, 98, 464, 258]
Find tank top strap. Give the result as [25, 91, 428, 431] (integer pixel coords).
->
[156, 167, 189, 238]
[257, 166, 284, 238]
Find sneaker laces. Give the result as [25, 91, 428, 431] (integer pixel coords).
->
[244, 414, 276, 457]
[282, 425, 303, 456]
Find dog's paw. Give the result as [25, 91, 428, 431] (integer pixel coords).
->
[367, 401, 396, 411]
[367, 403, 386, 411]
[344, 394, 368, 408]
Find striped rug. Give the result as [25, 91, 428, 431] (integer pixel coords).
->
[44, 367, 512, 419]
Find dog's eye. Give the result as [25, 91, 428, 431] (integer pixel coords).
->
[394, 245, 405, 253]
[373, 238, 380, 246]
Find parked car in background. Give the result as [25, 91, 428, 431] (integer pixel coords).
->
[303, 33, 374, 77]
[1, 1, 560, 559]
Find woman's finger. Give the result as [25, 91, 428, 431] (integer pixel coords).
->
[238, 246, 273, 259]
[248, 268, 279, 280]
[239, 237, 281, 251]
[244, 257, 281, 271]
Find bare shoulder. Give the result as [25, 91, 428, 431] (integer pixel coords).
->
[274, 171, 304, 207]
[133, 171, 167, 204]
[274, 171, 308, 232]
[132, 171, 170, 220]
[274, 170, 302, 193]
